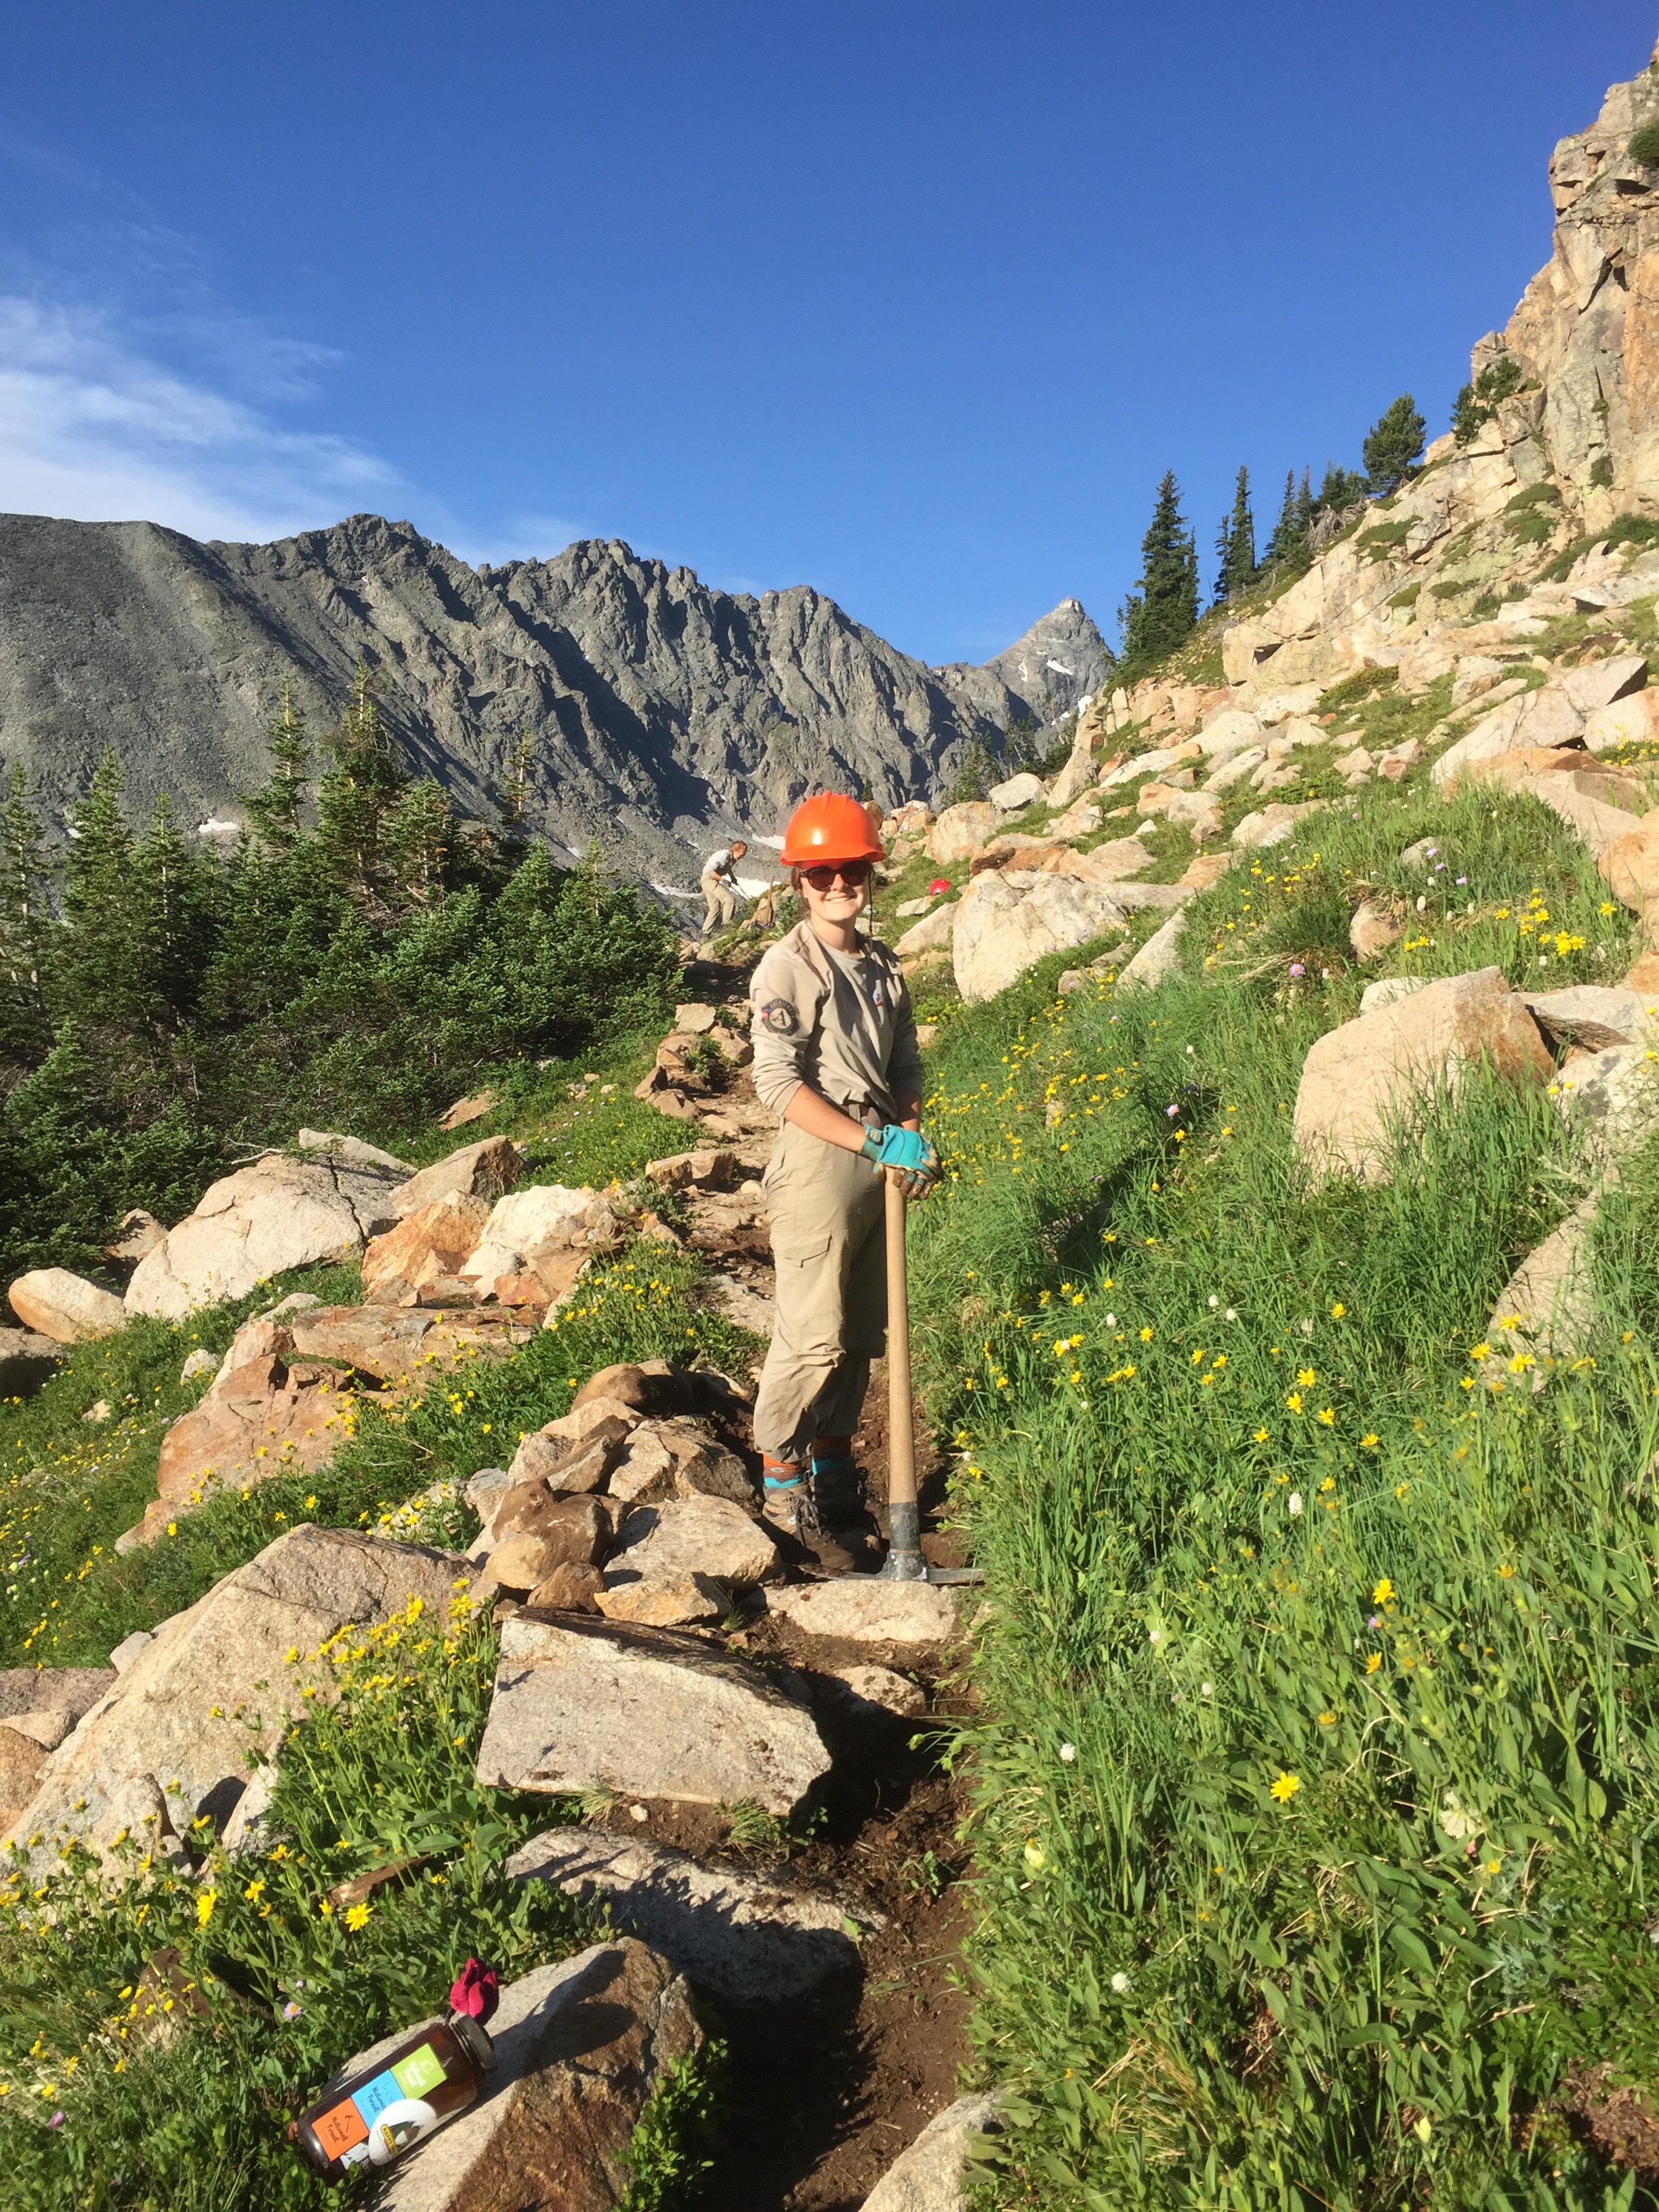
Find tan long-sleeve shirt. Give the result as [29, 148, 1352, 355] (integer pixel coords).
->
[749, 920, 924, 1124]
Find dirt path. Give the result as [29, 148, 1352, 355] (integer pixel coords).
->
[657, 983, 977, 2205]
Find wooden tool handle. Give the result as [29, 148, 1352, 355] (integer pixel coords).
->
[884, 1170, 916, 1515]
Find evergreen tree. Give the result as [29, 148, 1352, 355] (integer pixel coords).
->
[1263, 470, 1300, 569]
[1119, 472, 1199, 668]
[496, 728, 536, 842]
[240, 679, 312, 851]
[58, 749, 138, 1031]
[388, 778, 453, 910]
[1214, 466, 1258, 603]
[1362, 394, 1427, 493]
[0, 762, 55, 1068]
[1313, 462, 1368, 516]
[313, 663, 407, 904]
[131, 791, 215, 1032]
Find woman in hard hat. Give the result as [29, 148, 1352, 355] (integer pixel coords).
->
[747, 792, 939, 1541]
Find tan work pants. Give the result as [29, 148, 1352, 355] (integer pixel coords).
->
[700, 877, 737, 935]
[752, 1119, 887, 1464]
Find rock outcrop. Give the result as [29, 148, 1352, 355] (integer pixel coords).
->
[1498, 39, 1659, 525]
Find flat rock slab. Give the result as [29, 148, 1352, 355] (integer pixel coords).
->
[506, 1828, 872, 2001]
[476, 1614, 831, 1815]
[863, 2091, 1004, 2212]
[327, 1939, 697, 2212]
[3, 1526, 468, 1877]
[766, 1580, 958, 1659]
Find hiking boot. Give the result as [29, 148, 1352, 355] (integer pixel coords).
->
[808, 1451, 866, 1529]
[761, 1470, 817, 1541]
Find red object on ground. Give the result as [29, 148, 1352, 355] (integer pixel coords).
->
[449, 1959, 499, 2024]
[927, 878, 951, 896]
[779, 793, 886, 866]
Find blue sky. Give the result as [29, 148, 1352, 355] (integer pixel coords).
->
[0, 2, 1652, 666]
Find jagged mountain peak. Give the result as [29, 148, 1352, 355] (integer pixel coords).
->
[0, 510, 1096, 891]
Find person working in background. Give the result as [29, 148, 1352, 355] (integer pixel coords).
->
[699, 840, 748, 939]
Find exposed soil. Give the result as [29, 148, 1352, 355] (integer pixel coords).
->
[590, 1658, 975, 2210]
[1563, 2064, 1659, 2182]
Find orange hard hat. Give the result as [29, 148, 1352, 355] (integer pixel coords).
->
[779, 792, 885, 866]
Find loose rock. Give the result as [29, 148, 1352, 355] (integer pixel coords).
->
[388, 1135, 523, 1220]
[507, 1829, 872, 2001]
[594, 1574, 728, 1626]
[0, 1326, 62, 1397]
[1116, 910, 1185, 991]
[8, 1269, 129, 1343]
[862, 2091, 1004, 2212]
[609, 1494, 778, 1586]
[1293, 967, 1553, 1183]
[765, 1578, 958, 1658]
[476, 1613, 831, 1814]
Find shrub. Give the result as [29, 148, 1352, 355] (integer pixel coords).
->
[1357, 518, 1412, 559]
[1318, 667, 1397, 713]
[1452, 355, 1525, 447]
[1629, 117, 1659, 166]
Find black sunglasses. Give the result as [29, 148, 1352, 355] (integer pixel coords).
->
[800, 860, 873, 889]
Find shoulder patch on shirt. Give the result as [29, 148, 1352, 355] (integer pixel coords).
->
[759, 998, 800, 1036]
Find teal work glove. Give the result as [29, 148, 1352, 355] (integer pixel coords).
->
[861, 1122, 939, 1199]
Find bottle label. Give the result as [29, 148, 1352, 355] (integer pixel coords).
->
[312, 2043, 447, 2167]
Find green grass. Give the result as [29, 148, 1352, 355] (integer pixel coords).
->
[0, 1242, 745, 2205]
[902, 779, 1659, 2207]
[0, 1599, 598, 2209]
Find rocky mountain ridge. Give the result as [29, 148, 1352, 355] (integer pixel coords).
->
[0, 509, 1110, 890]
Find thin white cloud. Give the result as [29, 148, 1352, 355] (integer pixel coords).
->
[0, 294, 401, 542]
[443, 510, 590, 568]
